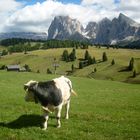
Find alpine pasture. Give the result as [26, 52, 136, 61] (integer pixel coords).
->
[0, 47, 140, 83]
[0, 46, 140, 140]
[0, 71, 140, 140]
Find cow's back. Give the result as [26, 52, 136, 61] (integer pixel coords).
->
[53, 76, 71, 103]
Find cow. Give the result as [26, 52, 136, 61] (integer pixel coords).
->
[24, 76, 76, 130]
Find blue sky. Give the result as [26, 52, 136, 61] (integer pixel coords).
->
[57, 0, 81, 4]
[16, 0, 46, 5]
[16, 0, 81, 5]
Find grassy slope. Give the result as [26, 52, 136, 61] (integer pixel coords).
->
[0, 46, 7, 51]
[0, 47, 140, 83]
[0, 71, 140, 140]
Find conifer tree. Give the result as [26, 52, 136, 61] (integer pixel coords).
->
[79, 61, 83, 69]
[102, 52, 108, 62]
[85, 50, 90, 60]
[133, 70, 136, 78]
[128, 57, 134, 71]
[62, 50, 69, 62]
[92, 57, 96, 64]
[88, 56, 93, 65]
[71, 64, 74, 72]
[69, 48, 76, 61]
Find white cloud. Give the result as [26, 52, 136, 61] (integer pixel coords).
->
[0, 0, 22, 13]
[5, 0, 100, 32]
[0, 0, 23, 32]
[1, 0, 140, 32]
[116, 0, 140, 22]
[81, 0, 114, 8]
[81, 0, 140, 22]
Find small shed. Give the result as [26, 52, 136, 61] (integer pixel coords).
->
[6, 65, 20, 71]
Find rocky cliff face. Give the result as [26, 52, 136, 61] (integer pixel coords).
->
[95, 18, 112, 44]
[85, 22, 97, 39]
[109, 13, 140, 44]
[47, 16, 85, 40]
[47, 14, 140, 44]
[94, 13, 140, 44]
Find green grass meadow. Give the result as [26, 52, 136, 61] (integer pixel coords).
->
[1, 47, 140, 83]
[0, 71, 140, 140]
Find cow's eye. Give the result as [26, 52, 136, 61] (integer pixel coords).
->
[24, 85, 28, 90]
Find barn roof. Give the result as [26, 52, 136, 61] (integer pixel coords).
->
[6, 65, 20, 69]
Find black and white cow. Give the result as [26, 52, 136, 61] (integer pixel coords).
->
[24, 76, 76, 130]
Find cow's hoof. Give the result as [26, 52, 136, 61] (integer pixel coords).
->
[56, 125, 61, 128]
[42, 128, 47, 130]
[65, 117, 69, 120]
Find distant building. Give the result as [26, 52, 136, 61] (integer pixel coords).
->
[6, 65, 27, 72]
[6, 65, 20, 71]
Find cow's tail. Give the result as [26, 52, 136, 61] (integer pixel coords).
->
[65, 78, 77, 96]
[71, 89, 77, 96]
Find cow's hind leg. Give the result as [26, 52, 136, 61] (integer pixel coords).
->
[55, 105, 62, 128]
[42, 112, 49, 130]
[65, 100, 70, 119]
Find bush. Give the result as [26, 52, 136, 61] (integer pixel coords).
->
[47, 68, 52, 74]
[0, 65, 6, 70]
[111, 59, 115, 65]
[94, 68, 97, 72]
[1, 50, 8, 56]
[37, 70, 40, 73]
[24, 64, 31, 72]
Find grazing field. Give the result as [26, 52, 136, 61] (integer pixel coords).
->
[0, 71, 140, 140]
[0, 47, 140, 83]
[0, 46, 7, 52]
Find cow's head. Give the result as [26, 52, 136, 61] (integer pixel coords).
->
[24, 80, 38, 102]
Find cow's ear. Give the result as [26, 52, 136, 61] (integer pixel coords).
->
[29, 82, 37, 90]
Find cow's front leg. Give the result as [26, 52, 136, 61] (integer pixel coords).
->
[55, 105, 62, 128]
[42, 113, 49, 130]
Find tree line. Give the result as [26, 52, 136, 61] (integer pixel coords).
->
[0, 38, 90, 53]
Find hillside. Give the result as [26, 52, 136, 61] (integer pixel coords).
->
[0, 72, 140, 140]
[0, 45, 7, 51]
[0, 47, 140, 83]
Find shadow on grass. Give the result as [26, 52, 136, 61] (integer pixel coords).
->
[0, 114, 44, 129]
[118, 66, 130, 72]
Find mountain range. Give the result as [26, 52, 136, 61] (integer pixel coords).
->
[0, 13, 140, 45]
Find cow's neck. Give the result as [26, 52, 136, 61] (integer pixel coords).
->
[32, 88, 49, 106]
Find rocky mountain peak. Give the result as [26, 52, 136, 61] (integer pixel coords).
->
[118, 13, 136, 25]
[47, 15, 84, 40]
[99, 17, 111, 25]
[85, 22, 97, 39]
[1, 13, 140, 46]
